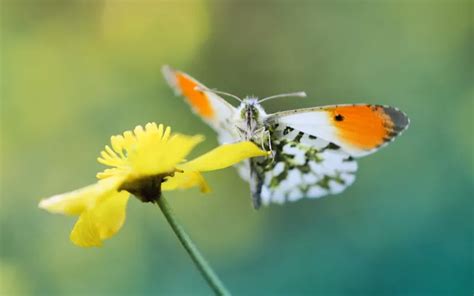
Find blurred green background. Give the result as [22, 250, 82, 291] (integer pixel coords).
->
[1, 0, 472, 295]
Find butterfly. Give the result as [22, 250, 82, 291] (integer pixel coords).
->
[162, 65, 410, 209]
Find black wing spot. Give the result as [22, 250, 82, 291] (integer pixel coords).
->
[283, 126, 294, 135]
[343, 156, 354, 162]
[370, 105, 381, 112]
[327, 143, 340, 150]
[334, 114, 344, 121]
[294, 132, 304, 142]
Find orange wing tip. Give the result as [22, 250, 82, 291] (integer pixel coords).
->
[329, 104, 409, 154]
[166, 67, 215, 119]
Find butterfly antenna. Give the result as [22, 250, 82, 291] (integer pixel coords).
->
[259, 91, 307, 103]
[194, 86, 242, 103]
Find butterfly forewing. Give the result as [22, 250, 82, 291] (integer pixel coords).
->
[162, 65, 239, 144]
[269, 104, 410, 157]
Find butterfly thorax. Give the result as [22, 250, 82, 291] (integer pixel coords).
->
[234, 97, 269, 145]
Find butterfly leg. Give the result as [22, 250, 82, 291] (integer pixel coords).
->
[259, 128, 275, 160]
[235, 127, 247, 142]
[254, 127, 271, 151]
[266, 131, 275, 159]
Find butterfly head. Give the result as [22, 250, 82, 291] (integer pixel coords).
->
[234, 92, 307, 143]
[232, 97, 268, 142]
[239, 97, 267, 122]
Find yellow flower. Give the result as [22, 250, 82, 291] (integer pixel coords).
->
[39, 123, 268, 247]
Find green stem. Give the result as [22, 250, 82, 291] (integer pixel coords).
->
[156, 197, 230, 296]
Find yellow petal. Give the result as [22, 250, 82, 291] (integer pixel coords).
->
[70, 211, 102, 247]
[182, 141, 269, 172]
[162, 141, 267, 193]
[162, 171, 210, 193]
[92, 191, 129, 240]
[129, 130, 204, 177]
[70, 191, 129, 247]
[38, 176, 124, 216]
[162, 134, 204, 167]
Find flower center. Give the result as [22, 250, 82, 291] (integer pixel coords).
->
[119, 172, 176, 203]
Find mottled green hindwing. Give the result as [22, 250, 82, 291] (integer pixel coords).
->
[250, 123, 358, 206]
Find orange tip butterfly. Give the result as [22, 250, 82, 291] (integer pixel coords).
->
[162, 65, 410, 209]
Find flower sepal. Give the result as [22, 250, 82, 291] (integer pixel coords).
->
[119, 170, 180, 203]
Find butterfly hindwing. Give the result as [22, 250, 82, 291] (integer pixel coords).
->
[251, 123, 358, 207]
